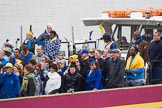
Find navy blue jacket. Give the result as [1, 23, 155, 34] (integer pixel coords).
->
[36, 31, 50, 47]
[148, 40, 162, 66]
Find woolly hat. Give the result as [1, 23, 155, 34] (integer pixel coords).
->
[103, 32, 111, 41]
[80, 49, 89, 55]
[70, 55, 78, 62]
[47, 23, 53, 29]
[26, 31, 33, 37]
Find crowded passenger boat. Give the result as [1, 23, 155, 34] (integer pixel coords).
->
[1, 8, 162, 108]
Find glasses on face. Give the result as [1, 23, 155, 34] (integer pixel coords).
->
[76, 61, 79, 62]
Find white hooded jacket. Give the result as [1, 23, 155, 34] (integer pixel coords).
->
[45, 72, 61, 94]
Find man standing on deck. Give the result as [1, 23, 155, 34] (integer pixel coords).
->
[103, 32, 116, 50]
[94, 49, 107, 88]
[148, 32, 162, 84]
[79, 49, 90, 91]
[32, 45, 49, 63]
[142, 29, 153, 43]
[125, 46, 145, 87]
[36, 23, 53, 47]
[101, 48, 111, 61]
[107, 49, 125, 88]
[126, 31, 148, 64]
[44, 31, 61, 61]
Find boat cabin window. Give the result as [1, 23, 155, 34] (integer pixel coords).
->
[141, 26, 162, 43]
[112, 25, 131, 43]
[112, 25, 132, 50]
[121, 26, 131, 43]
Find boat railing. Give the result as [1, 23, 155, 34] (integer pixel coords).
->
[147, 60, 162, 84]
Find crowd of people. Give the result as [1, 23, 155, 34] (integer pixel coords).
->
[0, 24, 162, 99]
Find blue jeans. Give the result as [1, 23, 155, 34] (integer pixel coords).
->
[125, 79, 144, 87]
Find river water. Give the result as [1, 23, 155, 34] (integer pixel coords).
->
[0, 0, 161, 48]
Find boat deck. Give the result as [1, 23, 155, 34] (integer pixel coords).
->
[0, 84, 162, 108]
